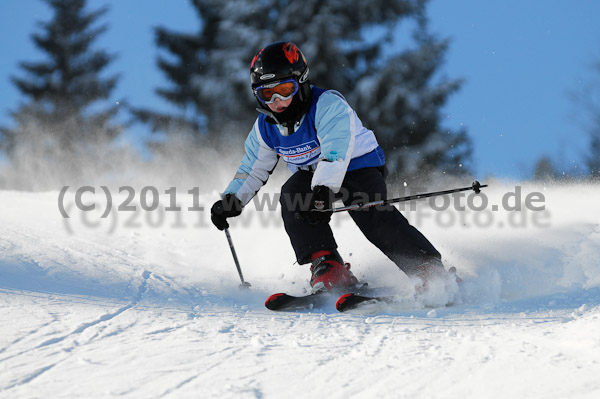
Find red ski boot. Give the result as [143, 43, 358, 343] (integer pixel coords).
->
[310, 250, 359, 292]
[414, 258, 447, 293]
[414, 258, 462, 293]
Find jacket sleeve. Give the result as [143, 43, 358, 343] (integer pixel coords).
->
[311, 90, 357, 192]
[223, 119, 279, 205]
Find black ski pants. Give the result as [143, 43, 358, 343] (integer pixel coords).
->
[279, 167, 441, 276]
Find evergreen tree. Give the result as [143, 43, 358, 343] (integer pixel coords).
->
[585, 61, 600, 180]
[571, 58, 600, 181]
[533, 156, 559, 182]
[0, 0, 121, 188]
[344, 19, 471, 180]
[136, 0, 471, 179]
[131, 0, 261, 142]
[589, 134, 600, 180]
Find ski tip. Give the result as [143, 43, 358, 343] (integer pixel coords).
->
[265, 293, 286, 310]
[335, 293, 353, 312]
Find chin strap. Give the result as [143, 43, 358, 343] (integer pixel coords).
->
[255, 108, 296, 135]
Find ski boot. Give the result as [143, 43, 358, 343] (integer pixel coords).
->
[448, 266, 463, 285]
[413, 258, 457, 293]
[310, 250, 359, 293]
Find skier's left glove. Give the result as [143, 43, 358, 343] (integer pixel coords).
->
[296, 185, 334, 225]
[211, 194, 243, 230]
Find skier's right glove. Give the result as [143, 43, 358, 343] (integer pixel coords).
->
[211, 194, 243, 230]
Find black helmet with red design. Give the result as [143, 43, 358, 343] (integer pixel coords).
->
[250, 41, 312, 125]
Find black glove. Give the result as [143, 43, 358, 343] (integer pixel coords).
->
[211, 194, 243, 230]
[295, 185, 334, 225]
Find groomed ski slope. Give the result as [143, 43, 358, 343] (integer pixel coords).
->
[1, 181, 599, 398]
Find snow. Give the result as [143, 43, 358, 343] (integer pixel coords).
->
[1, 181, 599, 398]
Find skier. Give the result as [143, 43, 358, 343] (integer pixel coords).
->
[211, 41, 451, 293]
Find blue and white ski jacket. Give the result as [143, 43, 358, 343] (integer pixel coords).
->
[224, 87, 385, 205]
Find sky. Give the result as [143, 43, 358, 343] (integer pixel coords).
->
[1, 0, 599, 180]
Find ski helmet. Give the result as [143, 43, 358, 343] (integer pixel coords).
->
[250, 41, 311, 125]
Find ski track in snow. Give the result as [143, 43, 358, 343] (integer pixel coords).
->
[0, 183, 599, 398]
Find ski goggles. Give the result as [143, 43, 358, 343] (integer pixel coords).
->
[254, 79, 299, 104]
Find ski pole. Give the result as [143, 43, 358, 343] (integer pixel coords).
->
[327, 180, 488, 213]
[224, 228, 251, 289]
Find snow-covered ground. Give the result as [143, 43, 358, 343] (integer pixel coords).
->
[1, 181, 599, 398]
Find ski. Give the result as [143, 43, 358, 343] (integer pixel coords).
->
[264, 284, 392, 312]
[336, 269, 464, 312]
[335, 293, 396, 312]
[264, 283, 371, 311]
[266, 270, 462, 313]
[264, 291, 331, 311]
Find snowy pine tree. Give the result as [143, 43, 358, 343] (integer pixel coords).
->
[0, 0, 122, 189]
[570, 57, 600, 181]
[135, 0, 471, 179]
[585, 61, 600, 180]
[344, 19, 471, 180]
[533, 156, 559, 182]
[589, 135, 600, 180]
